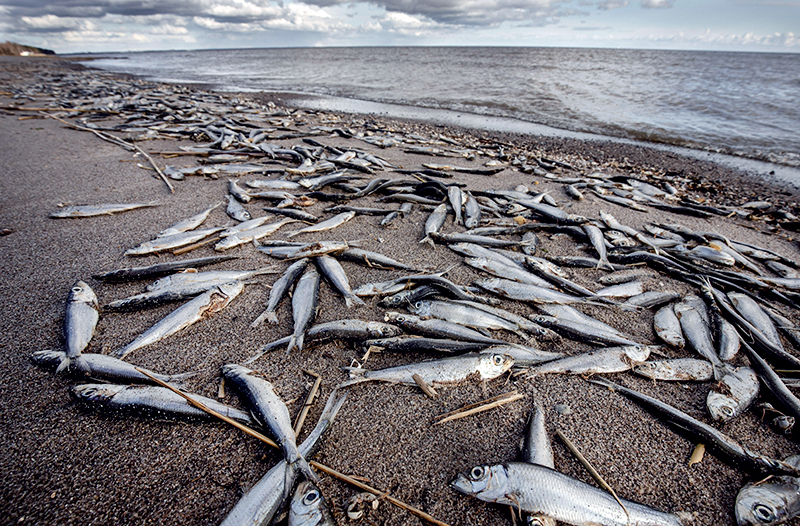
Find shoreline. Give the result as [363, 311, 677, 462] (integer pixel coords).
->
[2, 55, 800, 526]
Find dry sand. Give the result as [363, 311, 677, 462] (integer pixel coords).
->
[1, 56, 800, 526]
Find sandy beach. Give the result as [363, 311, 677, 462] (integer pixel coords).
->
[2, 55, 800, 526]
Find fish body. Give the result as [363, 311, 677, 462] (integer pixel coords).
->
[115, 281, 244, 359]
[452, 462, 684, 526]
[146, 268, 273, 293]
[594, 281, 644, 298]
[448, 186, 464, 225]
[531, 315, 639, 347]
[258, 241, 349, 260]
[315, 255, 364, 308]
[729, 293, 784, 351]
[717, 317, 741, 361]
[411, 299, 527, 338]
[342, 352, 513, 387]
[157, 202, 220, 237]
[736, 473, 800, 526]
[465, 257, 555, 289]
[31, 350, 194, 385]
[476, 278, 591, 305]
[464, 192, 481, 229]
[214, 218, 295, 251]
[288, 266, 320, 353]
[583, 224, 612, 269]
[125, 227, 224, 256]
[528, 346, 651, 377]
[252, 258, 309, 326]
[674, 301, 725, 378]
[218, 215, 274, 238]
[384, 312, 508, 345]
[63, 281, 100, 361]
[225, 194, 251, 221]
[338, 248, 417, 271]
[633, 358, 714, 381]
[653, 305, 684, 348]
[50, 202, 158, 218]
[287, 211, 355, 238]
[71, 383, 254, 425]
[93, 255, 237, 282]
[420, 203, 448, 246]
[223, 364, 317, 482]
[707, 366, 760, 422]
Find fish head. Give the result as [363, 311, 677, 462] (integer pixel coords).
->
[290, 481, 333, 526]
[70, 383, 127, 403]
[147, 276, 172, 291]
[771, 416, 795, 436]
[383, 312, 418, 326]
[366, 321, 402, 339]
[566, 214, 588, 224]
[68, 281, 99, 308]
[410, 301, 431, 316]
[735, 482, 800, 525]
[451, 464, 510, 503]
[478, 353, 515, 380]
[706, 391, 738, 422]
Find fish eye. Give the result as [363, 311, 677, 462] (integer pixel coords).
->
[71, 286, 82, 293]
[721, 406, 735, 416]
[380, 327, 392, 336]
[302, 490, 320, 506]
[493, 355, 504, 366]
[469, 466, 486, 480]
[753, 504, 775, 522]
[534, 316, 545, 323]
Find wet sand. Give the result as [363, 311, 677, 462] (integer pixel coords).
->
[1, 55, 800, 526]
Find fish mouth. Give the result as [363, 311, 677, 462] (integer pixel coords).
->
[450, 473, 474, 495]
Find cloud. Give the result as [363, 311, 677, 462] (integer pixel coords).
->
[641, 0, 674, 7]
[596, 0, 628, 9]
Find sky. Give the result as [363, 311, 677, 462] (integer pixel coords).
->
[0, 0, 797, 54]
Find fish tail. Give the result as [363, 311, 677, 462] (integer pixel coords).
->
[295, 457, 319, 483]
[345, 295, 366, 309]
[286, 336, 297, 355]
[419, 236, 433, 247]
[55, 355, 71, 374]
[265, 311, 279, 324]
[165, 371, 197, 385]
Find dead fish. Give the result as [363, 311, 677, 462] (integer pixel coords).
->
[341, 352, 514, 388]
[93, 255, 238, 283]
[598, 270, 651, 285]
[114, 281, 244, 359]
[222, 364, 317, 483]
[31, 350, 194, 385]
[257, 241, 350, 260]
[218, 215, 275, 238]
[452, 462, 685, 526]
[71, 383, 254, 425]
[528, 345, 651, 377]
[289, 481, 335, 526]
[411, 299, 528, 339]
[728, 292, 784, 351]
[464, 192, 481, 229]
[674, 301, 726, 379]
[50, 201, 159, 218]
[225, 194, 251, 221]
[633, 358, 714, 382]
[251, 259, 309, 326]
[653, 304, 685, 348]
[124, 227, 224, 256]
[464, 257, 555, 289]
[287, 266, 320, 354]
[286, 211, 355, 238]
[315, 255, 365, 308]
[707, 366, 760, 422]
[448, 186, 464, 225]
[63, 280, 100, 362]
[157, 202, 221, 237]
[735, 457, 800, 526]
[420, 203, 448, 246]
[229, 179, 251, 203]
[214, 218, 296, 251]
[594, 281, 644, 298]
[384, 311, 509, 346]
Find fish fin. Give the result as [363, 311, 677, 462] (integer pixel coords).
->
[55, 355, 71, 374]
[419, 236, 433, 246]
[345, 295, 366, 308]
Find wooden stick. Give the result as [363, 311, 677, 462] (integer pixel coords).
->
[308, 461, 451, 526]
[294, 370, 321, 437]
[555, 429, 629, 517]
[412, 374, 438, 398]
[434, 391, 523, 425]
[173, 236, 221, 256]
[42, 113, 175, 193]
[135, 367, 450, 526]
[134, 367, 278, 449]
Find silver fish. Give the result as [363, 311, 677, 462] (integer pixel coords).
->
[384, 311, 509, 345]
[92, 255, 238, 283]
[594, 281, 644, 298]
[633, 358, 714, 382]
[735, 456, 800, 526]
[225, 194, 251, 221]
[286, 211, 355, 238]
[146, 268, 274, 293]
[289, 481, 335, 526]
[476, 278, 596, 305]
[729, 292, 784, 351]
[448, 186, 464, 226]
[31, 350, 194, 385]
[214, 217, 296, 251]
[315, 255, 365, 308]
[528, 345, 651, 377]
[621, 291, 682, 310]
[411, 299, 528, 339]
[674, 301, 725, 379]
[452, 462, 685, 526]
[229, 178, 251, 203]
[218, 214, 274, 238]
[288, 266, 320, 353]
[257, 241, 349, 260]
[420, 203, 448, 246]
[342, 352, 513, 388]
[717, 316, 741, 361]
[71, 383, 254, 425]
[251, 258, 309, 326]
[223, 364, 317, 483]
[63, 281, 100, 364]
[530, 315, 639, 347]
[157, 202, 221, 237]
[522, 404, 557, 526]
[464, 192, 481, 229]
[653, 304, 685, 348]
[124, 227, 224, 256]
[220, 390, 347, 526]
[583, 223, 612, 269]
[707, 366, 760, 422]
[464, 257, 556, 289]
[50, 202, 158, 218]
[115, 281, 244, 359]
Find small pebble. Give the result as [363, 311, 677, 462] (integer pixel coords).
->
[555, 403, 572, 415]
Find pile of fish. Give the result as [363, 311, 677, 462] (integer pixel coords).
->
[11, 63, 800, 526]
